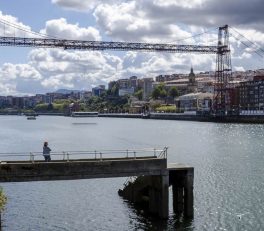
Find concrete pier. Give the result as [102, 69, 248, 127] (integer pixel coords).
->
[0, 156, 193, 220]
[118, 163, 194, 219]
[0, 157, 166, 182]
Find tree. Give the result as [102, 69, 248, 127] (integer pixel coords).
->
[152, 83, 168, 99]
[0, 187, 7, 228]
[168, 87, 179, 98]
[34, 103, 48, 112]
[47, 103, 54, 111]
[152, 87, 161, 99]
[135, 89, 143, 100]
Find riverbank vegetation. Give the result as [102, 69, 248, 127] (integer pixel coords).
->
[0, 187, 7, 228]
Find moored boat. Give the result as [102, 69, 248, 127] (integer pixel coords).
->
[27, 116, 36, 120]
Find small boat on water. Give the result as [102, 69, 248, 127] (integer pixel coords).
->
[27, 116, 36, 120]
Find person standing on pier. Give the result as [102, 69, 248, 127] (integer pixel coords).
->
[43, 141, 51, 162]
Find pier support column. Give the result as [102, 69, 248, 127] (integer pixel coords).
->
[149, 187, 158, 214]
[172, 184, 184, 213]
[184, 169, 194, 218]
[149, 173, 169, 219]
[158, 174, 169, 219]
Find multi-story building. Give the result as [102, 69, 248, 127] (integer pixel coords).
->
[129, 76, 138, 89]
[176, 92, 213, 113]
[80, 91, 92, 100]
[24, 96, 37, 108]
[0, 96, 11, 108]
[155, 74, 179, 82]
[114, 76, 139, 97]
[119, 88, 135, 96]
[92, 86, 106, 97]
[108, 81, 117, 91]
[12, 97, 25, 109]
[142, 78, 154, 100]
[117, 79, 129, 89]
[238, 76, 264, 112]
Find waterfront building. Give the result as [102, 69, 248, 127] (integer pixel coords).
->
[129, 96, 148, 113]
[176, 92, 213, 113]
[23, 96, 37, 108]
[0, 96, 11, 108]
[238, 76, 264, 113]
[12, 97, 25, 109]
[119, 88, 135, 96]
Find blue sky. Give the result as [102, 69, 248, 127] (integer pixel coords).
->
[0, 0, 263, 95]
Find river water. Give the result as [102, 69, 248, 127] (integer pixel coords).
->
[0, 116, 264, 230]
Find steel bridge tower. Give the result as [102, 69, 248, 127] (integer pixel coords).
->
[214, 25, 232, 116]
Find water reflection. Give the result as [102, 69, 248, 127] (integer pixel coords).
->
[122, 198, 194, 231]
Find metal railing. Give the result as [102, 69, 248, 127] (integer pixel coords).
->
[0, 147, 168, 163]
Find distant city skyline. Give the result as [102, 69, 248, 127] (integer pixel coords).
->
[0, 0, 263, 96]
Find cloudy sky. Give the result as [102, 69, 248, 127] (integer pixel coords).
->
[0, 0, 263, 95]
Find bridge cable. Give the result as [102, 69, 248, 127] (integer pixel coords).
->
[230, 32, 264, 58]
[167, 27, 218, 44]
[0, 18, 59, 39]
[230, 27, 264, 56]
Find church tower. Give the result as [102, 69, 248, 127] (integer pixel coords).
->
[188, 66, 197, 93]
[189, 67, 196, 84]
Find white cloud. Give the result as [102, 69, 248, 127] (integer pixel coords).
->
[234, 66, 245, 72]
[41, 74, 74, 89]
[29, 48, 123, 91]
[51, 0, 121, 11]
[0, 63, 42, 95]
[153, 0, 207, 8]
[0, 63, 41, 80]
[94, 2, 195, 43]
[0, 82, 17, 95]
[40, 18, 101, 40]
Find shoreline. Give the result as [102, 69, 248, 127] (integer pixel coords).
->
[1, 112, 264, 123]
[99, 113, 264, 123]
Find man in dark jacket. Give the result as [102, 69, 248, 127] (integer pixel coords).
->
[43, 141, 51, 162]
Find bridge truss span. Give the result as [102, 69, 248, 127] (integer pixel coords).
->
[0, 36, 218, 54]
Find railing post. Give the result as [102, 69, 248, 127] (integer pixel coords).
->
[95, 150, 97, 159]
[154, 148, 156, 157]
[30, 152, 34, 163]
[67, 152, 69, 162]
[165, 147, 168, 159]
[126, 149, 129, 158]
[100, 152, 102, 161]
[134, 151, 136, 159]
[63, 151, 65, 160]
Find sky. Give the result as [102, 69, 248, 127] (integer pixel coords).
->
[0, 0, 263, 96]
